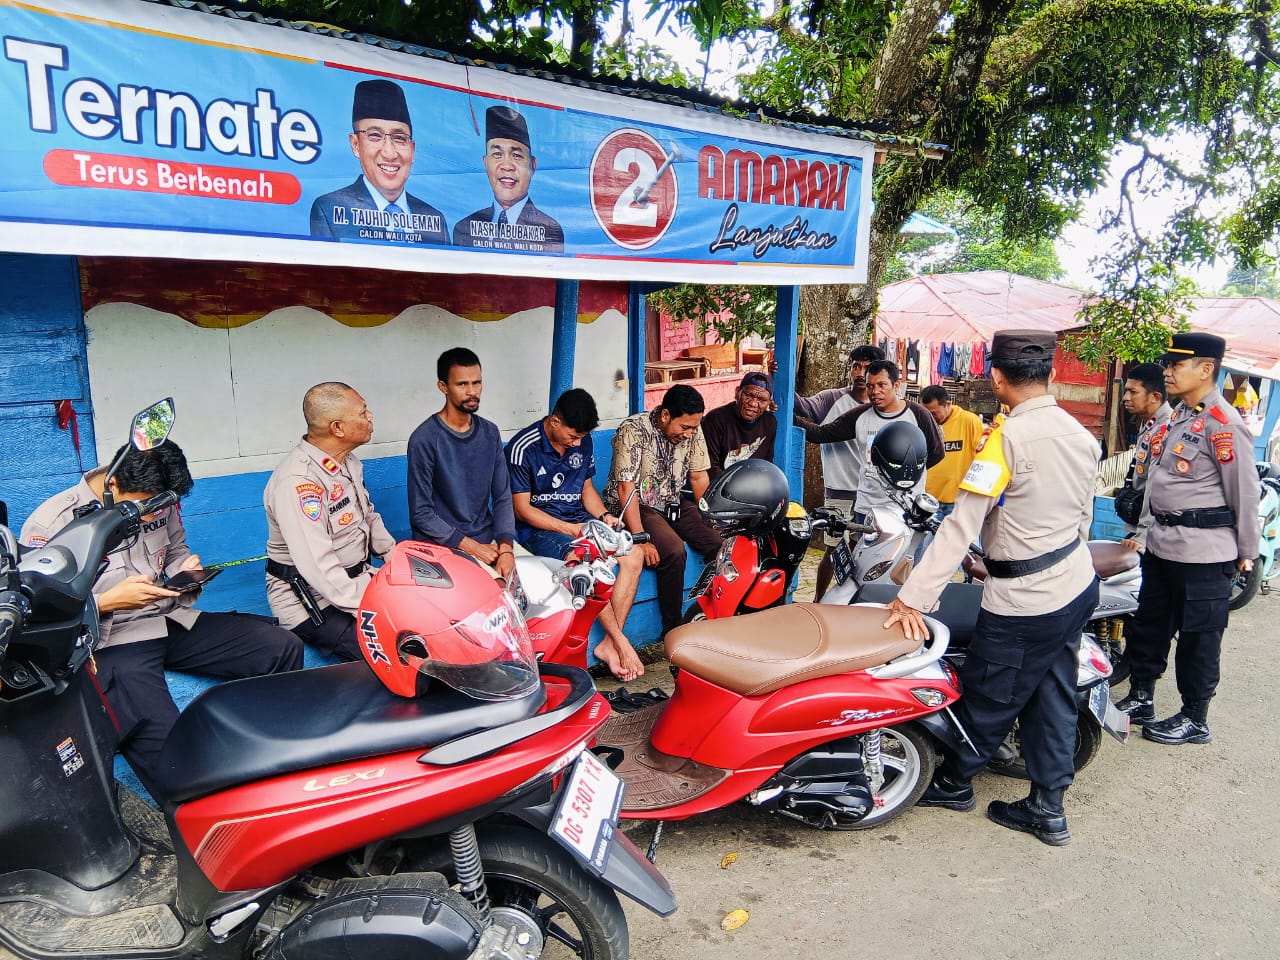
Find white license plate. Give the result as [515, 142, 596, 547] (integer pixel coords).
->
[550, 751, 625, 874]
[1088, 681, 1131, 743]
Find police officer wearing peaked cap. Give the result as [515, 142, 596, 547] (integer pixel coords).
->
[1117, 332, 1261, 745]
[884, 329, 1101, 846]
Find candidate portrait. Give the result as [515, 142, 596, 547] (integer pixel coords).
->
[309, 78, 451, 246]
[452, 105, 564, 253]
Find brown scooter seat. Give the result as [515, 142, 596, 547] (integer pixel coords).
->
[664, 603, 920, 697]
[1088, 540, 1139, 579]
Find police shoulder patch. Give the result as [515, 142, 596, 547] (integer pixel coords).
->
[296, 482, 324, 521]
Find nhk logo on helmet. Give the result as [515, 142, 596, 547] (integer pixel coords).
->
[359, 610, 390, 666]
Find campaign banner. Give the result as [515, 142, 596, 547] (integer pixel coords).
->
[0, 0, 875, 285]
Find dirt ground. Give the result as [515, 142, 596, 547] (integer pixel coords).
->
[605, 553, 1280, 960]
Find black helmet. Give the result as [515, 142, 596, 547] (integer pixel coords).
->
[699, 460, 790, 533]
[870, 421, 928, 489]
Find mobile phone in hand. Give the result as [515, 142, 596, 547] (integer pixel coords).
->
[165, 568, 221, 593]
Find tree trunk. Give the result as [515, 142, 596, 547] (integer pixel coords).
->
[796, 284, 868, 505]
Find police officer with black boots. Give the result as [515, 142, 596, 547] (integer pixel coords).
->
[883, 330, 1101, 846]
[1117, 333, 1260, 744]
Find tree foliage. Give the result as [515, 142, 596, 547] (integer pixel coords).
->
[647, 284, 778, 349]
[884, 189, 1065, 283]
[656, 0, 1279, 361]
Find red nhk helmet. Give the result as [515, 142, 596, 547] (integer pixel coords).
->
[357, 541, 539, 700]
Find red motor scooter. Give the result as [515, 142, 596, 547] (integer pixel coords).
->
[680, 460, 871, 623]
[387, 513, 963, 833]
[0, 400, 673, 960]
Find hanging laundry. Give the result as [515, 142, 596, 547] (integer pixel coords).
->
[906, 340, 920, 384]
[938, 342, 955, 378]
[983, 341, 992, 376]
[884, 336, 898, 369]
[930, 341, 944, 385]
[969, 340, 985, 376]
[895, 338, 909, 376]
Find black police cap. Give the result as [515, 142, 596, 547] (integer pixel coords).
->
[990, 329, 1057, 362]
[1158, 332, 1225, 363]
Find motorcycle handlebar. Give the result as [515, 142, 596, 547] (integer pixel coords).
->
[630, 532, 651, 544]
[0, 590, 26, 664]
[567, 568, 593, 610]
[137, 490, 179, 516]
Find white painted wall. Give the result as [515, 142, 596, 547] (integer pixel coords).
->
[85, 303, 629, 476]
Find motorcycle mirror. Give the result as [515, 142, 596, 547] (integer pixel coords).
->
[101, 398, 176, 508]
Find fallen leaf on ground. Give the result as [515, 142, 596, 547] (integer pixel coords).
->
[721, 908, 749, 930]
[720, 853, 738, 869]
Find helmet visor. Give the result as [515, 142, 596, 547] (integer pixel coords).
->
[398, 591, 540, 701]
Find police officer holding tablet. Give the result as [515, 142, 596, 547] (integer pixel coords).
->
[1117, 333, 1260, 745]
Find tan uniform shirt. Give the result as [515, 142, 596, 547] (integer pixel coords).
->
[1130, 401, 1174, 493]
[604, 411, 710, 511]
[1134, 390, 1261, 564]
[899, 395, 1098, 617]
[264, 439, 395, 629]
[19, 473, 198, 649]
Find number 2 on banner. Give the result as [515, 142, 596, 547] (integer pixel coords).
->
[590, 128, 679, 250]
[612, 148, 659, 228]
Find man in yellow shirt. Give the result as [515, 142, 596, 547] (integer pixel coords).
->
[921, 386, 985, 520]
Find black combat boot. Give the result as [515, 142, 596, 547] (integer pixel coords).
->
[1143, 700, 1212, 745]
[916, 770, 976, 812]
[987, 785, 1070, 846]
[1115, 680, 1156, 725]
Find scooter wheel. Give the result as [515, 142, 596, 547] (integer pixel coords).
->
[680, 604, 708, 626]
[410, 826, 628, 959]
[838, 723, 935, 830]
[1229, 557, 1265, 611]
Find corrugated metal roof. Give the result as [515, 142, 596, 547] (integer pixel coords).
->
[147, 0, 947, 155]
[874, 271, 1092, 343]
[876, 272, 1280, 379]
[1190, 296, 1280, 375]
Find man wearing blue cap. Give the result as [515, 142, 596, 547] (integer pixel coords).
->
[310, 78, 451, 245]
[1117, 332, 1260, 745]
[453, 105, 564, 253]
[701, 371, 779, 483]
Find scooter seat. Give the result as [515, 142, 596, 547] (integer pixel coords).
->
[857, 581, 983, 650]
[664, 603, 920, 697]
[153, 662, 545, 804]
[1088, 540, 1139, 579]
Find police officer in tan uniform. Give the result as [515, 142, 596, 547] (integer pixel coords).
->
[1117, 334, 1260, 744]
[265, 382, 396, 661]
[21, 441, 302, 797]
[1115, 363, 1174, 531]
[884, 330, 1100, 846]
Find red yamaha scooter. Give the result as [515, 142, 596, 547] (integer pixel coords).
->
[0, 400, 673, 960]
[383, 517, 961, 833]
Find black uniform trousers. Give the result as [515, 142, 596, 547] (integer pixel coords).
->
[292, 607, 364, 663]
[94, 612, 303, 799]
[947, 578, 1099, 791]
[1126, 550, 1233, 721]
[639, 502, 723, 632]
